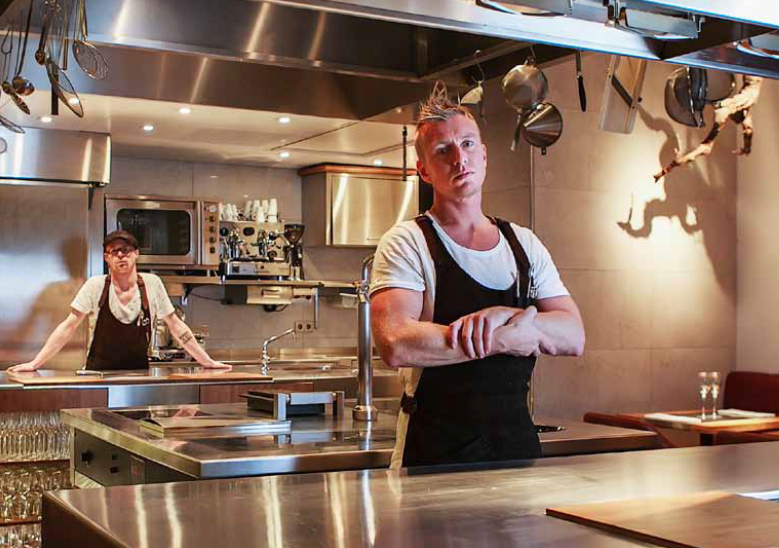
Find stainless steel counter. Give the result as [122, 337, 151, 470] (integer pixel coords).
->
[43, 441, 779, 548]
[62, 403, 657, 481]
[0, 364, 401, 407]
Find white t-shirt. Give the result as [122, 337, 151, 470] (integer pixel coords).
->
[71, 273, 175, 348]
[370, 213, 569, 319]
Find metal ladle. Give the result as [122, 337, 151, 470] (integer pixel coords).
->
[0, 24, 30, 115]
[12, 0, 34, 97]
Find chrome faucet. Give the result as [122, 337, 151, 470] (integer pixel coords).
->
[353, 254, 378, 421]
[261, 327, 296, 374]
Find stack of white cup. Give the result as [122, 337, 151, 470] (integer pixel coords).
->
[218, 199, 279, 222]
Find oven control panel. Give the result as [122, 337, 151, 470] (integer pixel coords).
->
[201, 201, 220, 266]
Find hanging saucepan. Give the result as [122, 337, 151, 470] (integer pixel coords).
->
[519, 102, 563, 155]
[665, 66, 704, 128]
[501, 58, 549, 111]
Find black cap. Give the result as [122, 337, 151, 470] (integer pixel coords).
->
[103, 230, 139, 251]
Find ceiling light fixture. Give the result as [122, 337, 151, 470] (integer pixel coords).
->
[210, 175, 218, 179]
[278, 116, 291, 124]
[142, 124, 154, 132]
[279, 151, 291, 159]
[39, 116, 52, 123]
[178, 107, 192, 114]
[373, 159, 383, 166]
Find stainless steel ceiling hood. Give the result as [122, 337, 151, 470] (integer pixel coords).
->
[0, 0, 775, 122]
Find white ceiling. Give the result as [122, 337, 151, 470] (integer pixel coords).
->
[0, 91, 418, 169]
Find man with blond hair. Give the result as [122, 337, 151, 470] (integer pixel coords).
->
[371, 94, 585, 468]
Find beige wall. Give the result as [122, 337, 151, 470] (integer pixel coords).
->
[110, 158, 366, 351]
[737, 78, 779, 373]
[512, 55, 738, 419]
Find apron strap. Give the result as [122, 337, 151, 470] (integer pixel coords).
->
[98, 275, 112, 309]
[492, 217, 533, 304]
[414, 214, 450, 270]
[136, 275, 152, 344]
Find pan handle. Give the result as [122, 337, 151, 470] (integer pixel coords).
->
[575, 51, 587, 112]
[511, 114, 522, 152]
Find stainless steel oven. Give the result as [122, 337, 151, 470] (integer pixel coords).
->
[105, 195, 220, 270]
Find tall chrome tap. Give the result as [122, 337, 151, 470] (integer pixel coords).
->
[261, 327, 296, 374]
[353, 254, 378, 421]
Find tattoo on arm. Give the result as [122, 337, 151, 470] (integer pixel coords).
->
[179, 330, 194, 345]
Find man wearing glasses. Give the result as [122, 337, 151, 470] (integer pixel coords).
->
[8, 230, 231, 372]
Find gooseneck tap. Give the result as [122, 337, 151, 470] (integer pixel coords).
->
[261, 327, 296, 374]
[353, 254, 378, 422]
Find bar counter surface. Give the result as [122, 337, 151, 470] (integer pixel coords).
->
[43, 441, 779, 548]
[63, 403, 657, 482]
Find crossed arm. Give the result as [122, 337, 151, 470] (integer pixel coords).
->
[371, 287, 584, 369]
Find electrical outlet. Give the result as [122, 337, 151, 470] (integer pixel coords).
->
[295, 321, 315, 333]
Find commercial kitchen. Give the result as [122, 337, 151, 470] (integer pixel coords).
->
[1, 1, 779, 547]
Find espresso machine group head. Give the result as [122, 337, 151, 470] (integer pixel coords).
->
[283, 223, 305, 280]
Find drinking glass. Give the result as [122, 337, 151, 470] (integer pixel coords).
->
[709, 371, 721, 419]
[697, 371, 711, 419]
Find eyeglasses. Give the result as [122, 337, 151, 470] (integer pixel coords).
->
[105, 245, 136, 257]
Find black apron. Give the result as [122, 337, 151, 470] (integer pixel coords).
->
[85, 275, 151, 371]
[401, 215, 541, 467]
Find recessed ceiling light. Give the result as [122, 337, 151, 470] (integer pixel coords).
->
[68, 98, 79, 106]
[209, 175, 218, 179]
[279, 151, 291, 159]
[373, 159, 383, 166]
[277, 116, 291, 124]
[178, 107, 192, 114]
[142, 124, 154, 132]
[39, 116, 52, 123]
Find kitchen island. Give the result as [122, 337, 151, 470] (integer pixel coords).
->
[42, 440, 779, 548]
[62, 402, 657, 485]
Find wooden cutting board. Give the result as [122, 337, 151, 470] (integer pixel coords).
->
[547, 491, 779, 548]
[10, 372, 271, 385]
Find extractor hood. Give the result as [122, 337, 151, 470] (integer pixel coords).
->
[0, 0, 775, 123]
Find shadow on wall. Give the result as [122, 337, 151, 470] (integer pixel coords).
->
[0, 236, 87, 368]
[616, 105, 735, 295]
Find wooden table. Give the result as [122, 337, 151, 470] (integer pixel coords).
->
[619, 411, 779, 445]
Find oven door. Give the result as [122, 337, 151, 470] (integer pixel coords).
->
[105, 198, 198, 267]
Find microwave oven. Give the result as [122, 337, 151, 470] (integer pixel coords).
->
[105, 194, 220, 270]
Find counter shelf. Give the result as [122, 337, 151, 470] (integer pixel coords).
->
[62, 402, 657, 486]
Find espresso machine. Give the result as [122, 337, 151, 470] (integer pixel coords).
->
[219, 220, 304, 279]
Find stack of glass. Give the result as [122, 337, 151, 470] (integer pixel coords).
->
[0, 464, 71, 523]
[0, 523, 41, 547]
[0, 413, 70, 463]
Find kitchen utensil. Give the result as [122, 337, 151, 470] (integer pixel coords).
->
[599, 56, 647, 134]
[519, 102, 563, 154]
[664, 66, 703, 128]
[0, 112, 24, 134]
[11, 0, 34, 97]
[575, 50, 586, 112]
[46, 60, 83, 117]
[72, 0, 107, 80]
[501, 58, 548, 111]
[688, 67, 707, 126]
[35, 0, 59, 65]
[0, 24, 29, 115]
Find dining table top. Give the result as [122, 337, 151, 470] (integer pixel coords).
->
[619, 410, 779, 433]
